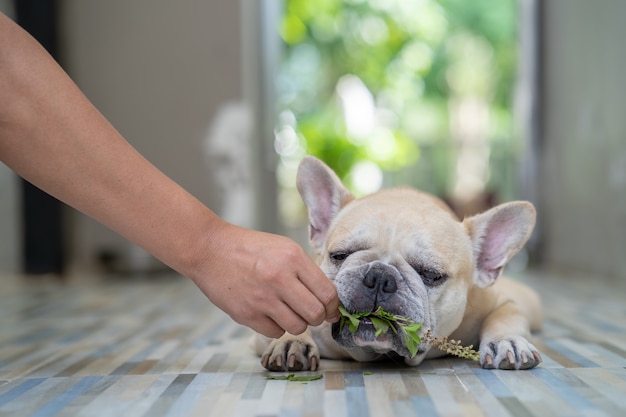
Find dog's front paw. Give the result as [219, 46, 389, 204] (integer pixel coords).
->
[479, 336, 542, 370]
[261, 335, 320, 372]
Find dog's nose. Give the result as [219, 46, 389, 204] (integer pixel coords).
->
[363, 265, 398, 294]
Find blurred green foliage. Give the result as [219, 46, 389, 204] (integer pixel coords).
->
[276, 0, 519, 197]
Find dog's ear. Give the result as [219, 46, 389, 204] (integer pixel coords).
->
[463, 201, 536, 288]
[296, 156, 354, 253]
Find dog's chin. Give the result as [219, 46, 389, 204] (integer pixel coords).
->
[332, 320, 419, 359]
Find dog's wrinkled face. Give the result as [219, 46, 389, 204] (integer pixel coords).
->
[297, 156, 536, 365]
[318, 189, 474, 363]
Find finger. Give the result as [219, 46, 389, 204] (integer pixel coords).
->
[278, 279, 334, 327]
[268, 301, 310, 335]
[296, 262, 340, 321]
[251, 316, 286, 339]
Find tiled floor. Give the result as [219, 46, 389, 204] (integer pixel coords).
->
[0, 268, 625, 417]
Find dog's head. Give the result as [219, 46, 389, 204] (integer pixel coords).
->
[297, 156, 536, 364]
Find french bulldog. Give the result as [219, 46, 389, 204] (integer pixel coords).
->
[254, 156, 543, 371]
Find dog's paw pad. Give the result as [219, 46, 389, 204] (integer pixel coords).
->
[261, 338, 320, 372]
[479, 336, 542, 370]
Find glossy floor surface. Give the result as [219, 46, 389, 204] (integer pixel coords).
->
[1, 269, 625, 417]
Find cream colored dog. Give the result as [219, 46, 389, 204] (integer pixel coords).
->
[255, 156, 542, 371]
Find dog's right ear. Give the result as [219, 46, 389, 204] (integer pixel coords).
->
[296, 156, 354, 253]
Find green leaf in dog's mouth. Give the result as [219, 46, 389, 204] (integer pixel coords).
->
[337, 305, 479, 361]
[338, 305, 422, 357]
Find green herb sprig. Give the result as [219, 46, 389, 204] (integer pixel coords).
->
[421, 329, 480, 361]
[338, 305, 479, 361]
[265, 374, 323, 382]
[338, 305, 422, 357]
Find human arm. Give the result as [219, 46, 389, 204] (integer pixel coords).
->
[0, 12, 339, 338]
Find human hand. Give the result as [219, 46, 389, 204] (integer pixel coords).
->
[0, 11, 336, 339]
[190, 222, 340, 338]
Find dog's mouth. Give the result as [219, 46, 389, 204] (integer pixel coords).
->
[332, 313, 411, 357]
[332, 305, 432, 360]
[333, 320, 432, 361]
[332, 318, 394, 350]
[341, 315, 378, 334]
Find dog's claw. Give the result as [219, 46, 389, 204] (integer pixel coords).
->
[288, 354, 306, 371]
[261, 337, 320, 372]
[499, 355, 514, 370]
[480, 336, 542, 370]
[483, 354, 495, 369]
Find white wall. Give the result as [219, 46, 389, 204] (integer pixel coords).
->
[58, 0, 274, 273]
[539, 0, 626, 278]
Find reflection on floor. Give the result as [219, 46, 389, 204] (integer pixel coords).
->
[0, 269, 625, 417]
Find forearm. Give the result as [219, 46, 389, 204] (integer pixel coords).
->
[0, 13, 340, 337]
[0, 12, 217, 277]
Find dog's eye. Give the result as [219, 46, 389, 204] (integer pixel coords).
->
[329, 251, 351, 264]
[418, 268, 448, 287]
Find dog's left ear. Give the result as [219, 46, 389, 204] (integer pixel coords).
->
[463, 201, 536, 288]
[296, 156, 354, 254]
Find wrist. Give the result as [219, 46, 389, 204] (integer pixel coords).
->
[169, 207, 231, 282]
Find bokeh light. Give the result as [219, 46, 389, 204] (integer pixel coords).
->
[276, 0, 520, 224]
